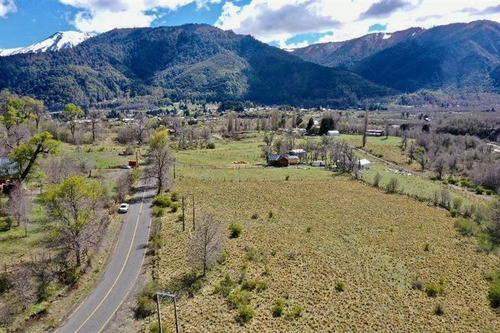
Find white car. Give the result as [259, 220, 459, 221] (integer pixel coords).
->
[119, 203, 129, 213]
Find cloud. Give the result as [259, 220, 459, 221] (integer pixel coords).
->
[0, 0, 16, 18]
[359, 0, 414, 20]
[59, 0, 221, 32]
[215, 0, 500, 48]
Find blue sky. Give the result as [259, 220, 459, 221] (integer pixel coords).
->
[0, 0, 499, 49]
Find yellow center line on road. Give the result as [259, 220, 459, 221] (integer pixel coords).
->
[74, 189, 146, 333]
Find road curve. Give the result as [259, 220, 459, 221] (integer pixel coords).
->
[57, 180, 155, 333]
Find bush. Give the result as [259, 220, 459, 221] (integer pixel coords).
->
[286, 305, 303, 319]
[207, 142, 216, 149]
[452, 197, 463, 211]
[386, 177, 399, 194]
[475, 186, 485, 195]
[149, 322, 168, 333]
[306, 226, 312, 233]
[335, 281, 345, 292]
[214, 274, 233, 297]
[241, 279, 257, 291]
[425, 283, 444, 297]
[412, 280, 424, 290]
[449, 209, 459, 218]
[229, 224, 242, 239]
[268, 211, 274, 219]
[152, 206, 165, 217]
[272, 299, 285, 317]
[170, 203, 179, 213]
[285, 175, 290, 181]
[373, 172, 381, 188]
[135, 294, 156, 319]
[251, 213, 259, 220]
[170, 191, 180, 202]
[227, 290, 252, 309]
[434, 303, 444, 316]
[152, 194, 171, 208]
[0, 274, 12, 294]
[454, 218, 477, 237]
[488, 279, 500, 308]
[237, 304, 255, 323]
[256, 280, 268, 292]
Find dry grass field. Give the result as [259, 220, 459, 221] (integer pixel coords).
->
[152, 161, 500, 332]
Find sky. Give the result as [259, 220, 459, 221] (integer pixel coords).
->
[0, 0, 499, 49]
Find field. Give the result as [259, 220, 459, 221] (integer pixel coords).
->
[151, 139, 500, 332]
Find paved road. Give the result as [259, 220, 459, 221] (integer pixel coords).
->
[58, 181, 155, 333]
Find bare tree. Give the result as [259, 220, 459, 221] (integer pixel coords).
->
[145, 128, 174, 195]
[88, 109, 103, 143]
[6, 184, 32, 236]
[187, 214, 224, 276]
[116, 171, 133, 202]
[362, 109, 368, 148]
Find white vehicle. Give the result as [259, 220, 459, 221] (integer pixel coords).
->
[119, 203, 129, 213]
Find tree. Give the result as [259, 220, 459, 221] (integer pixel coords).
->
[116, 171, 133, 203]
[43, 175, 104, 267]
[487, 200, 500, 245]
[306, 118, 314, 133]
[362, 109, 369, 148]
[415, 146, 428, 170]
[6, 184, 32, 237]
[187, 214, 223, 276]
[318, 116, 335, 136]
[9, 131, 59, 182]
[88, 109, 102, 143]
[432, 156, 447, 180]
[145, 128, 174, 195]
[63, 103, 84, 140]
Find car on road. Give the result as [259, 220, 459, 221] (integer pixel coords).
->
[119, 203, 129, 213]
[121, 164, 132, 169]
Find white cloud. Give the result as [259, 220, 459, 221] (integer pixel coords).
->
[0, 0, 16, 18]
[216, 0, 500, 48]
[59, 0, 221, 32]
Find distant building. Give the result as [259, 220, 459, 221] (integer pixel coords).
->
[289, 149, 306, 159]
[267, 155, 289, 167]
[327, 130, 340, 137]
[357, 159, 371, 170]
[286, 155, 300, 165]
[311, 161, 325, 167]
[366, 129, 384, 137]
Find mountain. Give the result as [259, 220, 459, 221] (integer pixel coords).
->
[0, 24, 392, 109]
[293, 27, 424, 69]
[0, 31, 96, 57]
[293, 20, 500, 93]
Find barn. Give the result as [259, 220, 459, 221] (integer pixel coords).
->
[267, 155, 289, 167]
[286, 155, 300, 165]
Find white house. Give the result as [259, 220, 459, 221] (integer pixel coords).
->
[311, 161, 325, 167]
[327, 130, 340, 137]
[358, 159, 371, 170]
[290, 149, 306, 159]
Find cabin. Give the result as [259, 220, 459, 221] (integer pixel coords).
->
[267, 155, 289, 167]
[366, 129, 384, 137]
[327, 130, 340, 137]
[286, 155, 300, 166]
[311, 161, 325, 167]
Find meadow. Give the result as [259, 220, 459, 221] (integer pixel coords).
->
[150, 138, 499, 332]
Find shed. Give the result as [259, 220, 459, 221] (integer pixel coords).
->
[327, 130, 340, 137]
[366, 129, 384, 136]
[286, 155, 300, 165]
[358, 159, 371, 170]
[311, 161, 325, 167]
[268, 155, 289, 167]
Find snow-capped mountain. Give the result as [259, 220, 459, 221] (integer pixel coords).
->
[0, 31, 96, 57]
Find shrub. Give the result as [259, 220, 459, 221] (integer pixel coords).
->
[386, 177, 399, 194]
[245, 249, 260, 262]
[170, 191, 180, 202]
[449, 209, 459, 218]
[268, 211, 274, 219]
[135, 294, 156, 319]
[434, 303, 444, 316]
[285, 175, 290, 181]
[170, 203, 179, 213]
[256, 280, 268, 292]
[306, 226, 312, 233]
[475, 186, 485, 195]
[207, 142, 216, 149]
[237, 304, 255, 323]
[251, 213, 259, 220]
[149, 322, 168, 333]
[412, 280, 424, 290]
[454, 218, 477, 237]
[335, 281, 345, 292]
[286, 305, 303, 319]
[0, 274, 12, 294]
[229, 224, 242, 238]
[214, 274, 233, 297]
[452, 197, 463, 211]
[373, 172, 381, 188]
[272, 299, 285, 317]
[227, 290, 251, 309]
[152, 206, 165, 217]
[485, 189, 494, 196]
[425, 283, 444, 297]
[488, 279, 500, 308]
[152, 194, 171, 208]
[424, 243, 430, 251]
[241, 279, 257, 291]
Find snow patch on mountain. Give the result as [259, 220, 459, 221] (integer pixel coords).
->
[0, 31, 96, 57]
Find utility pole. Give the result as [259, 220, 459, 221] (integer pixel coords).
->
[156, 293, 163, 333]
[181, 195, 186, 231]
[192, 194, 196, 230]
[156, 292, 179, 333]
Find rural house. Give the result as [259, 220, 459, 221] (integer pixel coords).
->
[327, 130, 340, 137]
[267, 155, 289, 167]
[286, 155, 300, 165]
[366, 129, 384, 136]
[290, 148, 306, 159]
